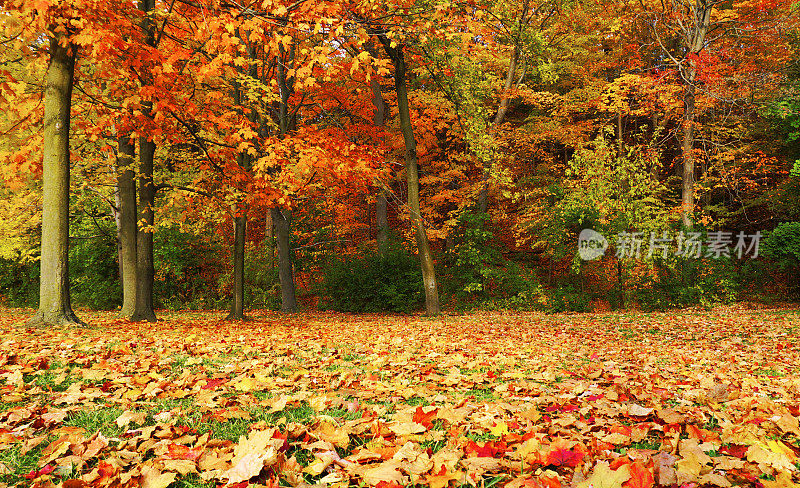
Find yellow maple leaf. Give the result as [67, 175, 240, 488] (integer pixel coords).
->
[577, 461, 630, 488]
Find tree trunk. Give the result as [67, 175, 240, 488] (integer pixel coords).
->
[272, 207, 297, 312]
[679, 0, 712, 229]
[27, 37, 82, 327]
[271, 39, 298, 312]
[371, 76, 390, 252]
[131, 135, 157, 322]
[479, 40, 521, 215]
[266, 211, 275, 272]
[376, 194, 389, 251]
[116, 135, 138, 317]
[226, 43, 257, 321]
[681, 82, 696, 229]
[131, 0, 157, 322]
[382, 40, 441, 315]
[493, 44, 519, 128]
[226, 213, 247, 320]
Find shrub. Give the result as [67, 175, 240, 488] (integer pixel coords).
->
[443, 210, 542, 310]
[154, 225, 226, 310]
[0, 258, 38, 307]
[318, 243, 423, 313]
[762, 222, 800, 270]
[68, 218, 121, 310]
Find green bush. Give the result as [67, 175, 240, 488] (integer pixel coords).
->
[217, 243, 281, 311]
[0, 258, 38, 307]
[154, 225, 226, 310]
[762, 222, 800, 270]
[443, 210, 542, 310]
[630, 256, 740, 311]
[546, 284, 592, 313]
[68, 218, 121, 310]
[317, 243, 423, 313]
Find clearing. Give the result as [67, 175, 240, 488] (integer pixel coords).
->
[0, 306, 799, 487]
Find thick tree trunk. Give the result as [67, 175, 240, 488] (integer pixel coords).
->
[27, 37, 82, 328]
[383, 41, 441, 315]
[272, 207, 297, 312]
[266, 211, 275, 272]
[116, 136, 138, 317]
[226, 213, 247, 320]
[271, 40, 298, 312]
[131, 136, 157, 322]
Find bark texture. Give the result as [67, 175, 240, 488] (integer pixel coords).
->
[131, 0, 158, 322]
[272, 207, 297, 312]
[379, 37, 441, 315]
[28, 37, 82, 327]
[116, 136, 138, 317]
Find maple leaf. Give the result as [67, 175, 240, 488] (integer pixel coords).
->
[357, 459, 406, 486]
[577, 461, 631, 488]
[140, 465, 177, 488]
[412, 406, 438, 429]
[426, 465, 463, 488]
[624, 461, 654, 488]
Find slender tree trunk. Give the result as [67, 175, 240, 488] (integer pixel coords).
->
[478, 41, 521, 215]
[681, 82, 696, 229]
[131, 136, 157, 321]
[271, 39, 298, 312]
[493, 44, 519, 128]
[226, 213, 247, 320]
[370, 76, 390, 252]
[376, 194, 388, 251]
[617, 110, 624, 155]
[272, 207, 297, 312]
[116, 136, 138, 317]
[679, 0, 711, 229]
[226, 43, 257, 321]
[27, 37, 82, 327]
[382, 40, 441, 315]
[131, 0, 157, 322]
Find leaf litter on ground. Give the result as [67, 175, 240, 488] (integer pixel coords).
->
[0, 306, 799, 488]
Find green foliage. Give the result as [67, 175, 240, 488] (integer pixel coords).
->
[317, 243, 423, 313]
[154, 225, 226, 310]
[68, 216, 121, 310]
[0, 258, 38, 307]
[443, 210, 541, 309]
[629, 256, 741, 311]
[545, 284, 593, 313]
[762, 222, 800, 270]
[223, 242, 281, 310]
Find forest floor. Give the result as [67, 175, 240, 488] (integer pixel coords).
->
[0, 306, 799, 488]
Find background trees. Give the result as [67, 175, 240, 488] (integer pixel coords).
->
[1, 0, 799, 319]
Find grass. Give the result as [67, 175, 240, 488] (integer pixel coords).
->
[0, 438, 52, 485]
[64, 408, 126, 437]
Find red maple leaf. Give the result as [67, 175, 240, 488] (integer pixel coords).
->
[412, 406, 438, 429]
[624, 461, 654, 488]
[544, 447, 585, 468]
